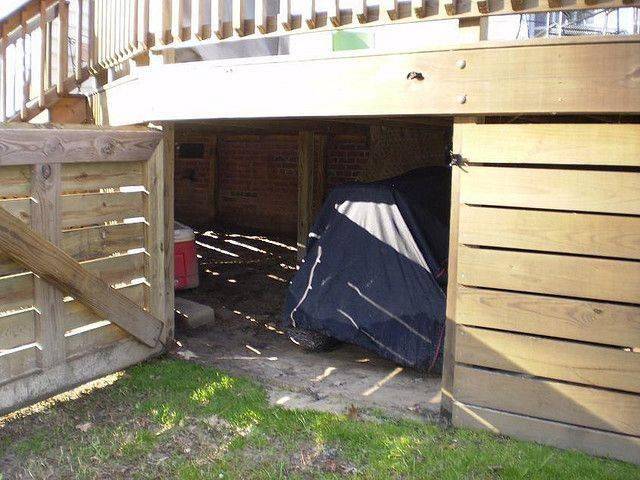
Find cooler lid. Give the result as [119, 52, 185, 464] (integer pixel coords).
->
[174, 221, 195, 242]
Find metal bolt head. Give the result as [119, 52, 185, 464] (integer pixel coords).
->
[458, 94, 467, 104]
[456, 59, 466, 69]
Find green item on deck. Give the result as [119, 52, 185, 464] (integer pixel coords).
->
[332, 31, 372, 51]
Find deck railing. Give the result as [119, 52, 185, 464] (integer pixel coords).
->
[1, 0, 638, 121]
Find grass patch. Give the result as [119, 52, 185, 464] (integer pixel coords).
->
[1, 358, 639, 479]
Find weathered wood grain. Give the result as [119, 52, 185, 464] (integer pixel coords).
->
[459, 205, 640, 260]
[0, 222, 145, 278]
[454, 365, 640, 436]
[456, 325, 640, 393]
[0, 310, 36, 351]
[0, 274, 34, 316]
[65, 283, 146, 332]
[456, 286, 640, 348]
[0, 127, 162, 165]
[459, 167, 640, 215]
[31, 162, 66, 369]
[457, 123, 640, 166]
[457, 246, 640, 304]
[452, 402, 640, 465]
[0, 346, 39, 385]
[0, 207, 163, 348]
[0, 165, 31, 198]
[62, 161, 144, 194]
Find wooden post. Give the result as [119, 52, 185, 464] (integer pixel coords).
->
[31, 163, 66, 369]
[441, 18, 488, 418]
[297, 131, 316, 262]
[207, 135, 218, 223]
[39, 0, 47, 106]
[312, 133, 327, 219]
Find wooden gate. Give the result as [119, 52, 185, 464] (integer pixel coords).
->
[0, 124, 174, 414]
[443, 121, 640, 464]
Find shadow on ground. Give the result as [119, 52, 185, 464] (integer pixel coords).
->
[175, 226, 441, 419]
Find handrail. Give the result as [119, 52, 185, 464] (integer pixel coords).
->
[1, 0, 639, 122]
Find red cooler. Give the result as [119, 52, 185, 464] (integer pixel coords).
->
[174, 222, 199, 290]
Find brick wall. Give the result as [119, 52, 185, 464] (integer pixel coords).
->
[217, 134, 299, 236]
[174, 124, 450, 236]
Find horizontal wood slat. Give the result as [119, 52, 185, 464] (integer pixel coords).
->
[0, 274, 34, 315]
[459, 205, 640, 260]
[0, 193, 145, 229]
[452, 401, 640, 465]
[0, 222, 145, 277]
[454, 365, 640, 437]
[456, 286, 640, 348]
[65, 284, 146, 332]
[66, 324, 129, 359]
[0, 128, 162, 165]
[62, 161, 145, 193]
[62, 192, 145, 229]
[456, 326, 640, 393]
[0, 207, 162, 348]
[459, 167, 640, 215]
[0, 165, 31, 198]
[457, 123, 640, 166]
[457, 246, 640, 304]
[0, 310, 36, 351]
[0, 347, 39, 385]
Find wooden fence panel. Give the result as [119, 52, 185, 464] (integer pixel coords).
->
[0, 124, 173, 416]
[447, 122, 640, 465]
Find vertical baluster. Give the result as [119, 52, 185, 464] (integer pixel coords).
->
[354, 1, 368, 23]
[254, 0, 267, 34]
[21, 12, 30, 119]
[75, 0, 84, 80]
[328, 0, 341, 27]
[383, 0, 398, 20]
[232, 0, 246, 36]
[191, 0, 205, 39]
[304, 0, 317, 28]
[278, 0, 292, 31]
[412, 0, 426, 17]
[87, 0, 95, 69]
[0, 29, 6, 121]
[130, 0, 139, 53]
[117, 0, 125, 59]
[139, 0, 150, 47]
[211, 0, 225, 38]
[58, 0, 69, 92]
[172, 0, 183, 41]
[40, 0, 47, 106]
[161, 0, 172, 44]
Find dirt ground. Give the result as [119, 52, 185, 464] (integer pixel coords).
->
[176, 226, 442, 420]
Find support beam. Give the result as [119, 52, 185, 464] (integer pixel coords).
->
[92, 36, 640, 126]
[297, 131, 316, 262]
[30, 95, 90, 123]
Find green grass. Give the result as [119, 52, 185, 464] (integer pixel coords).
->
[1, 358, 639, 479]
